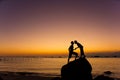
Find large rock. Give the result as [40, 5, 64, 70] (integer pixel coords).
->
[61, 57, 93, 80]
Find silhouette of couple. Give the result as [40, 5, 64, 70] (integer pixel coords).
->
[68, 40, 85, 63]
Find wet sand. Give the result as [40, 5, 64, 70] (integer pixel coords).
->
[0, 71, 119, 80]
[0, 71, 54, 80]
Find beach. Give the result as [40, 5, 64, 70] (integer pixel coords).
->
[0, 71, 53, 80]
[0, 71, 120, 80]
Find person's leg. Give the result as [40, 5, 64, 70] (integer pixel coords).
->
[73, 52, 78, 60]
[68, 53, 72, 63]
[76, 53, 78, 60]
[67, 57, 69, 63]
[80, 48, 86, 58]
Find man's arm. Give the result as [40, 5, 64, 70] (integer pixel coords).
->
[74, 47, 79, 50]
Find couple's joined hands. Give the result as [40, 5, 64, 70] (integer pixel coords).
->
[74, 47, 78, 50]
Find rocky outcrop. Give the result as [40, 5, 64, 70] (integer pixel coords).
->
[61, 57, 92, 80]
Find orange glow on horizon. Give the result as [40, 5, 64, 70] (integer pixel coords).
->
[0, 43, 119, 56]
[0, 36, 120, 56]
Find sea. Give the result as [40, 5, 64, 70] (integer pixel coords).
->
[0, 57, 119, 78]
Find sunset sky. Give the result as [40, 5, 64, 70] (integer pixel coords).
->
[0, 0, 120, 56]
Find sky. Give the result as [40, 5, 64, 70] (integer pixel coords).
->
[0, 0, 120, 56]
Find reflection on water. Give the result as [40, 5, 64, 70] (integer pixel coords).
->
[0, 57, 119, 78]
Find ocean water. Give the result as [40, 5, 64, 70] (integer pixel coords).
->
[0, 57, 119, 78]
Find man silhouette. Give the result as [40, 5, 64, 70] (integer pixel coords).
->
[74, 40, 85, 58]
[68, 41, 78, 63]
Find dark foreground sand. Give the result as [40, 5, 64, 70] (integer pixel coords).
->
[0, 71, 119, 80]
[0, 71, 53, 80]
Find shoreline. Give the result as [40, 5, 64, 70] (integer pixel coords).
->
[0, 71, 119, 80]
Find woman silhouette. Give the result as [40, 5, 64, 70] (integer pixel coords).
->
[74, 40, 85, 58]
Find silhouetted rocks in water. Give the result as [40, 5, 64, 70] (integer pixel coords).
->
[61, 57, 92, 80]
[104, 71, 113, 75]
[94, 75, 114, 80]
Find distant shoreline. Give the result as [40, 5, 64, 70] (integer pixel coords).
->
[0, 56, 120, 58]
